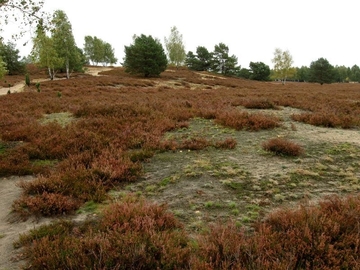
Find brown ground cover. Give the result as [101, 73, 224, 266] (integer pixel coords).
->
[0, 66, 360, 269]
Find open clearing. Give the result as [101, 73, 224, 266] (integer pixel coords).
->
[0, 66, 360, 268]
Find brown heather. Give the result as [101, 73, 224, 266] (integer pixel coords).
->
[2, 66, 360, 268]
[16, 195, 360, 269]
[262, 137, 304, 156]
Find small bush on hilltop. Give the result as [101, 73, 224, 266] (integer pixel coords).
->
[262, 137, 304, 156]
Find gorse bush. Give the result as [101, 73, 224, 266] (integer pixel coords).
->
[262, 137, 304, 156]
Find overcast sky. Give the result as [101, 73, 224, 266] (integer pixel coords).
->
[3, 0, 360, 68]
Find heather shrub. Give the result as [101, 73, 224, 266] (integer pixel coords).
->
[18, 198, 192, 269]
[215, 110, 280, 131]
[214, 137, 237, 149]
[291, 112, 355, 129]
[13, 192, 81, 218]
[192, 195, 360, 269]
[262, 137, 304, 156]
[251, 195, 360, 269]
[243, 98, 278, 110]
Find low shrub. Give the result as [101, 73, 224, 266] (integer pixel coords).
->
[291, 112, 355, 129]
[13, 192, 81, 218]
[243, 98, 278, 110]
[18, 198, 192, 269]
[214, 137, 237, 149]
[215, 110, 280, 131]
[262, 137, 304, 156]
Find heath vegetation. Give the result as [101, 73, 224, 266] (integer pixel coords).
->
[1, 66, 360, 268]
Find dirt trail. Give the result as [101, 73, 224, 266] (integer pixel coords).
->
[0, 66, 113, 96]
[0, 176, 52, 269]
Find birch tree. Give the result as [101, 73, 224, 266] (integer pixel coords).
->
[31, 24, 63, 80]
[164, 26, 186, 68]
[51, 10, 80, 79]
[271, 48, 293, 84]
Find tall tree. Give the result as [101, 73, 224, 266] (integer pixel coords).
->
[309, 58, 335, 85]
[185, 46, 212, 71]
[0, 42, 25, 75]
[211, 43, 229, 74]
[296, 66, 310, 82]
[350, 65, 360, 82]
[0, 0, 48, 40]
[272, 48, 293, 84]
[84, 36, 117, 66]
[164, 26, 186, 68]
[123, 34, 167, 77]
[249, 61, 270, 81]
[51, 10, 81, 78]
[334, 65, 349, 82]
[103, 42, 117, 66]
[31, 23, 63, 80]
[211, 43, 239, 75]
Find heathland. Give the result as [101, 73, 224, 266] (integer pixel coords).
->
[0, 66, 359, 269]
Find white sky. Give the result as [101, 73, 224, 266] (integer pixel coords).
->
[2, 0, 360, 68]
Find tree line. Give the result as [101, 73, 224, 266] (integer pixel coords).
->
[1, 1, 359, 84]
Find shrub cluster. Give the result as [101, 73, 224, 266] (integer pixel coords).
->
[262, 137, 304, 156]
[16, 195, 360, 269]
[17, 198, 191, 269]
[242, 98, 278, 110]
[215, 110, 281, 131]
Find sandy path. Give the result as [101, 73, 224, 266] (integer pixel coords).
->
[0, 176, 52, 269]
[0, 66, 113, 96]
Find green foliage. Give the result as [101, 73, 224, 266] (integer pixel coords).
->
[0, 42, 25, 75]
[271, 48, 293, 84]
[309, 57, 335, 84]
[36, 82, 40, 92]
[25, 73, 30, 86]
[84, 36, 117, 66]
[31, 22, 64, 80]
[51, 10, 83, 78]
[238, 68, 251, 79]
[0, 55, 7, 79]
[185, 46, 212, 71]
[211, 42, 240, 75]
[249, 61, 270, 81]
[164, 26, 186, 68]
[296, 65, 310, 82]
[186, 44, 239, 76]
[123, 34, 168, 77]
[349, 64, 360, 82]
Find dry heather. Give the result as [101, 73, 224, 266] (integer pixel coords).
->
[1, 66, 360, 268]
